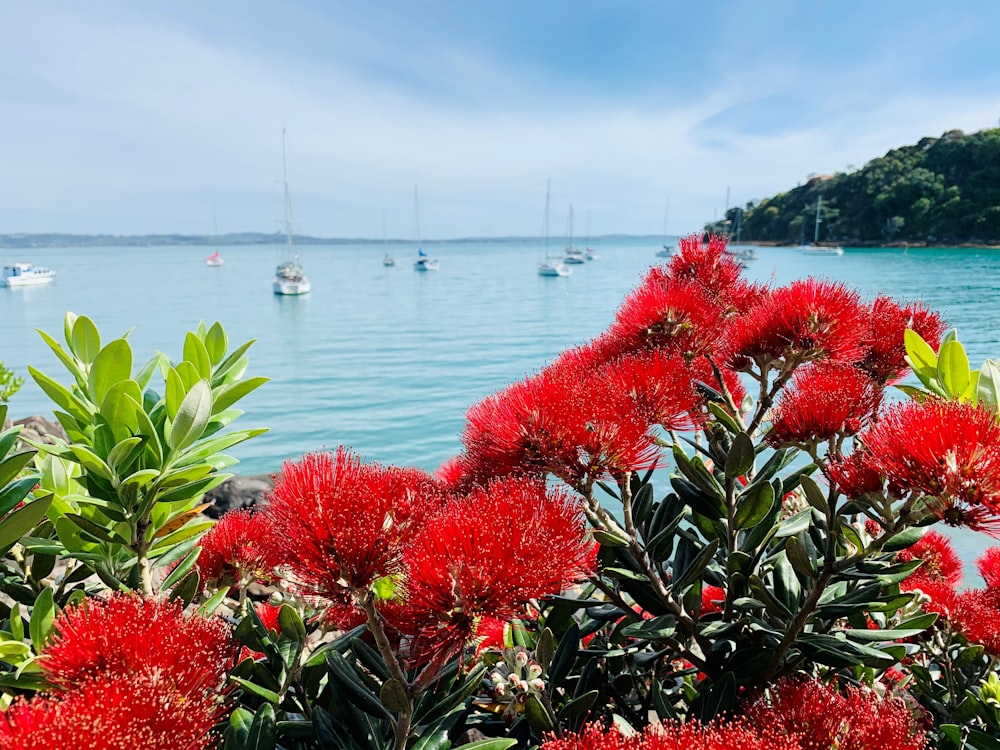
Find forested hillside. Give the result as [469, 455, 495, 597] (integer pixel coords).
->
[710, 127, 1000, 246]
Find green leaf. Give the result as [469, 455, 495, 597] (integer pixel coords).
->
[977, 359, 1000, 412]
[939, 725, 1000, 750]
[937, 339, 971, 397]
[0, 474, 42, 518]
[168, 569, 201, 606]
[324, 650, 392, 720]
[183, 332, 213, 379]
[70, 315, 102, 365]
[455, 742, 518, 750]
[212, 376, 269, 416]
[161, 547, 201, 590]
[724, 432, 755, 477]
[67, 445, 114, 481]
[277, 604, 307, 643]
[167, 379, 213, 452]
[204, 322, 228, 365]
[246, 704, 277, 750]
[733, 481, 775, 530]
[213, 339, 257, 382]
[88, 339, 133, 404]
[798, 475, 829, 515]
[165, 367, 186, 421]
[37, 329, 87, 386]
[524, 693, 555, 733]
[904, 329, 938, 372]
[0, 493, 54, 551]
[197, 586, 230, 617]
[27, 366, 92, 422]
[230, 676, 280, 704]
[882, 526, 926, 553]
[29, 587, 56, 652]
[774, 509, 812, 538]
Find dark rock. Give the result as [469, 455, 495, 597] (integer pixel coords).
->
[7, 415, 66, 445]
[203, 474, 275, 519]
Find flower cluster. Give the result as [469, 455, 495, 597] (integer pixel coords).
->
[0, 595, 236, 750]
[194, 508, 278, 591]
[543, 678, 925, 750]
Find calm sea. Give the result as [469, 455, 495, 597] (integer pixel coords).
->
[2, 239, 999, 563]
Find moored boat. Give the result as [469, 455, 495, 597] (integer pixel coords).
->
[1, 262, 55, 287]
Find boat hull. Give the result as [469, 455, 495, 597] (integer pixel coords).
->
[0, 265, 55, 287]
[538, 262, 571, 277]
[273, 278, 311, 295]
[414, 260, 439, 271]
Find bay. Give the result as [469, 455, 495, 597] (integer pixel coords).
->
[2, 239, 999, 565]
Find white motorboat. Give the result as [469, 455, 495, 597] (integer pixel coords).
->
[273, 129, 311, 295]
[1, 262, 55, 287]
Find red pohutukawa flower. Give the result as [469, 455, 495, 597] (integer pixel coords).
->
[461, 357, 660, 488]
[265, 448, 445, 602]
[688, 354, 747, 408]
[608, 271, 728, 360]
[0, 671, 228, 750]
[977, 546, 1000, 589]
[857, 295, 946, 383]
[767, 362, 881, 446]
[726, 278, 867, 370]
[600, 350, 705, 431]
[539, 718, 799, 750]
[826, 450, 885, 498]
[897, 530, 963, 590]
[857, 399, 1000, 535]
[745, 677, 926, 750]
[195, 508, 278, 590]
[666, 233, 763, 315]
[700, 584, 725, 616]
[41, 594, 235, 697]
[393, 477, 594, 664]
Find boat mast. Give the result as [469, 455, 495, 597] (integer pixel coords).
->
[282, 128, 295, 258]
[814, 195, 822, 245]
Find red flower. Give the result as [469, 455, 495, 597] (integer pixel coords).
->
[393, 477, 594, 664]
[601, 350, 705, 431]
[858, 399, 1000, 535]
[195, 509, 278, 590]
[540, 718, 799, 750]
[977, 546, 1000, 589]
[608, 272, 727, 361]
[726, 278, 867, 369]
[700, 584, 725, 616]
[0, 671, 228, 750]
[950, 588, 1000, 655]
[461, 358, 661, 489]
[827, 450, 885, 498]
[254, 602, 283, 634]
[745, 677, 926, 750]
[265, 448, 444, 602]
[688, 354, 747, 409]
[857, 296, 946, 383]
[897, 530, 963, 590]
[41, 594, 235, 697]
[767, 362, 881, 446]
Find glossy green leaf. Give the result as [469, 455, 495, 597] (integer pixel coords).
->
[379, 677, 409, 713]
[28, 366, 92, 422]
[88, 339, 133, 405]
[277, 604, 307, 643]
[0, 493, 54, 551]
[724, 432, 755, 477]
[183, 332, 213, 379]
[230, 676, 280, 704]
[212, 376, 269, 416]
[937, 339, 971, 397]
[204, 322, 228, 365]
[165, 367, 186, 421]
[246, 703, 277, 750]
[70, 315, 102, 365]
[37, 329, 87, 385]
[29, 587, 55, 652]
[525, 693, 555, 732]
[977, 359, 1000, 412]
[904, 329, 938, 371]
[455, 741, 518, 750]
[167, 379, 213, 452]
[733, 481, 775, 530]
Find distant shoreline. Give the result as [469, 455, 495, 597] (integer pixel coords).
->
[2, 233, 997, 250]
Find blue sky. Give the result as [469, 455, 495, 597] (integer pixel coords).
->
[1, 1, 998, 239]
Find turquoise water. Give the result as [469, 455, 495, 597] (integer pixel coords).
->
[2, 239, 999, 562]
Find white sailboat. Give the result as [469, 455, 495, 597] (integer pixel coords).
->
[562, 204, 586, 264]
[412, 186, 440, 271]
[538, 179, 571, 277]
[656, 199, 674, 257]
[273, 129, 311, 295]
[798, 195, 844, 256]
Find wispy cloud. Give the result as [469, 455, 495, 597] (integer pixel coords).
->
[0, 1, 997, 237]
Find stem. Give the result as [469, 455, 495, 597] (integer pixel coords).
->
[134, 518, 153, 596]
[360, 593, 411, 749]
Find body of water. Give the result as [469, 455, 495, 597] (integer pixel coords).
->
[2, 239, 999, 563]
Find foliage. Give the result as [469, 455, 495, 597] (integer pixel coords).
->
[708, 127, 1000, 245]
[0, 364, 23, 404]
[6, 242, 1000, 748]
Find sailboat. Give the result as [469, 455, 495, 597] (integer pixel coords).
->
[538, 179, 571, 277]
[798, 196, 844, 256]
[205, 210, 224, 266]
[412, 186, 440, 271]
[272, 129, 311, 295]
[656, 199, 674, 257]
[562, 204, 586, 264]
